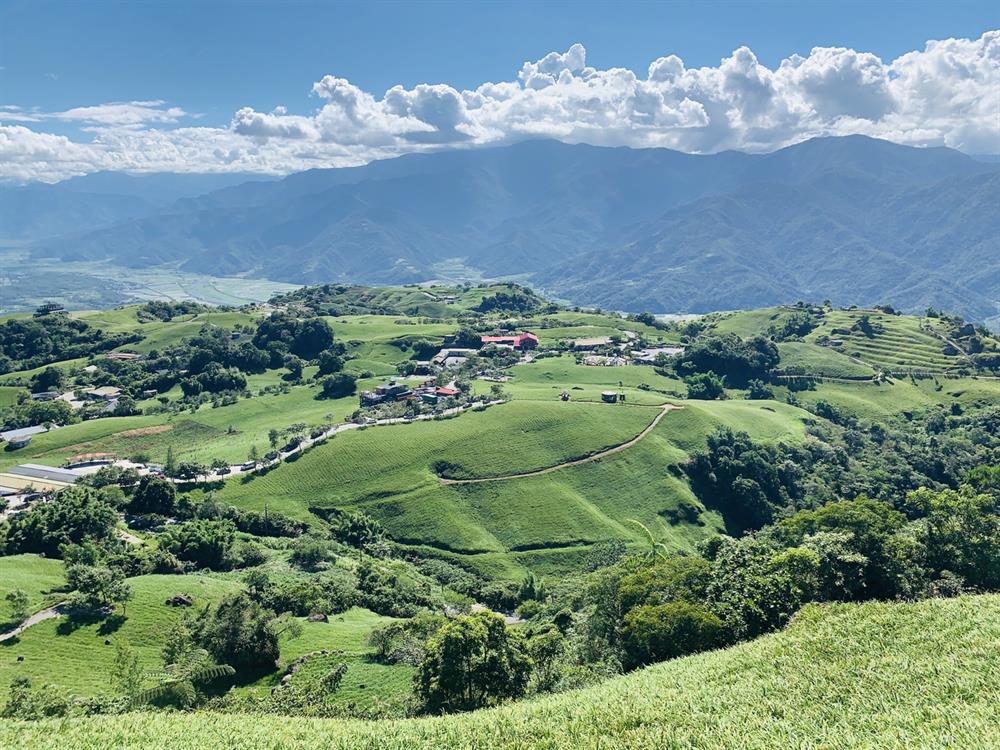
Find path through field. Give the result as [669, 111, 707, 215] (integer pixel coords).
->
[440, 403, 681, 485]
[0, 603, 67, 643]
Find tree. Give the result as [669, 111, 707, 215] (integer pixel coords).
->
[416, 610, 532, 713]
[685, 372, 726, 400]
[67, 564, 132, 616]
[111, 643, 143, 706]
[319, 372, 357, 399]
[129, 475, 177, 516]
[1, 486, 117, 556]
[4, 588, 29, 623]
[29, 366, 64, 393]
[745, 379, 774, 400]
[624, 518, 668, 562]
[194, 592, 282, 671]
[317, 350, 344, 375]
[282, 354, 304, 380]
[622, 601, 724, 668]
[164, 445, 177, 477]
[247, 445, 259, 464]
[268, 429, 280, 450]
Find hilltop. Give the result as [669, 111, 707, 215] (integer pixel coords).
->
[3, 594, 1000, 749]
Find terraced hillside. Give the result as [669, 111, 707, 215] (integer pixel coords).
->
[4, 594, 999, 749]
[808, 309, 966, 373]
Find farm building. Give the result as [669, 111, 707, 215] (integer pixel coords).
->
[360, 380, 413, 407]
[29, 391, 61, 401]
[0, 425, 51, 449]
[432, 348, 477, 368]
[632, 346, 685, 365]
[601, 391, 621, 403]
[106, 352, 144, 362]
[480, 332, 539, 350]
[583, 355, 628, 366]
[84, 386, 122, 401]
[0, 463, 81, 494]
[573, 336, 613, 350]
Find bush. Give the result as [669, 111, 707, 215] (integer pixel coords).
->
[159, 519, 238, 570]
[685, 372, 725, 400]
[622, 602, 724, 668]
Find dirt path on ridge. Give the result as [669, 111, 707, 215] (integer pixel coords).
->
[439, 403, 681, 486]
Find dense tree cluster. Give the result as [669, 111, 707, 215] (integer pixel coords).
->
[0, 315, 140, 373]
[673, 333, 779, 387]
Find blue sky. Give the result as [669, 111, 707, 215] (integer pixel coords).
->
[1, 0, 998, 181]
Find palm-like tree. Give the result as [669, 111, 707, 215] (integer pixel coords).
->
[624, 518, 669, 562]
[138, 648, 234, 707]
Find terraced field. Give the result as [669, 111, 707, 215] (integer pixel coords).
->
[809, 310, 964, 372]
[775, 341, 874, 378]
[6, 595, 999, 750]
[240, 607, 413, 709]
[488, 355, 686, 405]
[0, 383, 365, 472]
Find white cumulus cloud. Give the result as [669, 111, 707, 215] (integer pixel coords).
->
[1, 31, 998, 182]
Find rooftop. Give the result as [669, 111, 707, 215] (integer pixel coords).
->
[1, 425, 51, 442]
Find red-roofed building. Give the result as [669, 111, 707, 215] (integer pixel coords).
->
[435, 387, 460, 397]
[480, 331, 539, 350]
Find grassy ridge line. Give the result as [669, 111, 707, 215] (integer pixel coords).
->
[5, 595, 1000, 749]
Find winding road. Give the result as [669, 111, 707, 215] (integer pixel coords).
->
[439, 402, 681, 485]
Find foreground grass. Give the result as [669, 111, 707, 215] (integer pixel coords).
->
[4, 594, 1000, 749]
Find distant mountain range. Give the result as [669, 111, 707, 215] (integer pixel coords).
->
[12, 136, 1000, 321]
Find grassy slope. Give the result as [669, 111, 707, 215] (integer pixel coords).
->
[218, 396, 809, 577]
[0, 555, 66, 630]
[0, 574, 241, 696]
[238, 606, 414, 709]
[5, 594, 1000, 749]
[808, 309, 962, 372]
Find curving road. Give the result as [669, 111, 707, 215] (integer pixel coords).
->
[0, 602, 67, 643]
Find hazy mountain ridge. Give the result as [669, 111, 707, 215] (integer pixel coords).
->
[23, 136, 1000, 320]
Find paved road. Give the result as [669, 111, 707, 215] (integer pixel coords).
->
[0, 602, 67, 643]
[174, 399, 506, 485]
[440, 403, 681, 485]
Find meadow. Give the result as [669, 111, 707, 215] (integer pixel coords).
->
[0, 555, 66, 630]
[218, 396, 809, 577]
[4, 594, 999, 749]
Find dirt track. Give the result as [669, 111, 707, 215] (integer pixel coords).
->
[439, 403, 681, 485]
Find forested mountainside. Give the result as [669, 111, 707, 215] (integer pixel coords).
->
[23, 136, 1000, 321]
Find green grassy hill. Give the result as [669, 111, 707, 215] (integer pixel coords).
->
[218, 395, 810, 578]
[0, 574, 241, 696]
[4, 594, 999, 749]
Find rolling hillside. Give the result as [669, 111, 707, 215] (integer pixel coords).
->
[3, 594, 999, 749]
